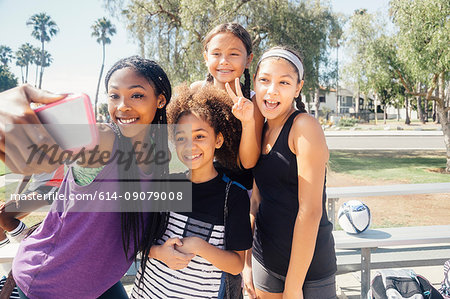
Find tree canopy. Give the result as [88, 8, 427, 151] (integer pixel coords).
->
[104, 0, 342, 100]
[341, 0, 449, 170]
[0, 46, 14, 67]
[0, 65, 18, 92]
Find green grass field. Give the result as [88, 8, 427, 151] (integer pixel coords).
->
[328, 150, 450, 183]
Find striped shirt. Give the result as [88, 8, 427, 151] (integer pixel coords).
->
[132, 212, 225, 298]
[131, 173, 252, 299]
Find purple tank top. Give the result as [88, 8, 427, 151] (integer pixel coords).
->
[13, 138, 152, 298]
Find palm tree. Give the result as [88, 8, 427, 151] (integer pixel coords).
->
[15, 43, 34, 83]
[15, 56, 26, 84]
[91, 17, 116, 120]
[32, 46, 42, 87]
[0, 45, 14, 66]
[26, 13, 59, 88]
[36, 51, 53, 84]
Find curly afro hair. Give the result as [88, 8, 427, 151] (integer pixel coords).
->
[167, 85, 242, 170]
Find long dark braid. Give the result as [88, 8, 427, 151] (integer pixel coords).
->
[243, 68, 251, 99]
[203, 23, 253, 98]
[104, 56, 171, 282]
[295, 95, 306, 113]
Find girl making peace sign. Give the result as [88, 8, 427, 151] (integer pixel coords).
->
[192, 23, 264, 189]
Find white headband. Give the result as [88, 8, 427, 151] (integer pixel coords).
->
[259, 49, 304, 80]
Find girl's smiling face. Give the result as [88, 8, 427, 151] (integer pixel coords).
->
[204, 32, 252, 89]
[254, 58, 303, 120]
[107, 67, 166, 139]
[174, 113, 223, 173]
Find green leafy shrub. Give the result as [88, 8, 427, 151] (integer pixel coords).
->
[338, 117, 358, 127]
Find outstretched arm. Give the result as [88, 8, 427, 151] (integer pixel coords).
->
[283, 114, 329, 299]
[176, 236, 245, 275]
[0, 84, 66, 174]
[0, 84, 116, 172]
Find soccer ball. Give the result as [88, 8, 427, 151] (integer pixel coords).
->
[338, 200, 371, 234]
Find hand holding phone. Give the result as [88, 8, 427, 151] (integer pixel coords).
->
[33, 93, 98, 151]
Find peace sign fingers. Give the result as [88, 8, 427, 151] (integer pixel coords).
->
[226, 77, 246, 104]
[225, 81, 238, 104]
[234, 77, 244, 98]
[225, 78, 254, 122]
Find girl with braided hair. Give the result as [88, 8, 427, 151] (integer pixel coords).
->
[131, 85, 252, 299]
[191, 22, 264, 190]
[11, 56, 178, 298]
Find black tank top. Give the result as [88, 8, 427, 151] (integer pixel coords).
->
[252, 110, 336, 280]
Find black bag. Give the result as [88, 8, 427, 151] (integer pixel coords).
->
[222, 180, 244, 299]
[368, 269, 443, 299]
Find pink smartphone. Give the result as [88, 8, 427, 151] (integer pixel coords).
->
[33, 93, 98, 151]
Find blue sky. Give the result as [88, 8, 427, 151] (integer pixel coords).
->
[0, 0, 390, 103]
